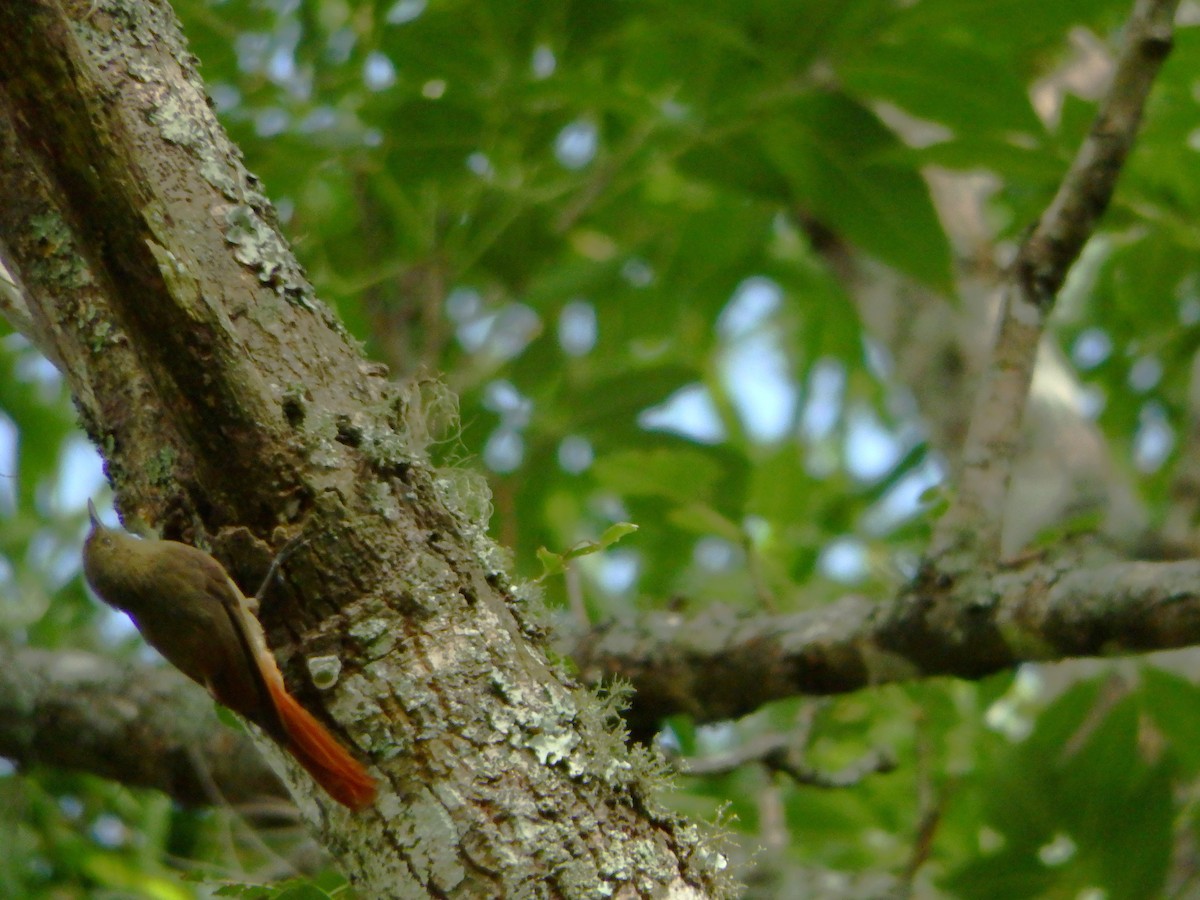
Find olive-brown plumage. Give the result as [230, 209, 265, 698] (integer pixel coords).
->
[82, 501, 376, 810]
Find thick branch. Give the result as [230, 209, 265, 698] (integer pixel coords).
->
[571, 557, 1200, 733]
[0, 644, 287, 807]
[931, 0, 1180, 564]
[0, 2, 729, 896]
[17, 552, 1197, 805]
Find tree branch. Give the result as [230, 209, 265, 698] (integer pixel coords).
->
[571, 555, 1200, 734]
[676, 704, 896, 787]
[19, 549, 1196, 806]
[681, 738, 895, 788]
[931, 0, 1181, 565]
[0, 643, 288, 808]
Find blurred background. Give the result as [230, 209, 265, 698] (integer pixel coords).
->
[4, 0, 1200, 896]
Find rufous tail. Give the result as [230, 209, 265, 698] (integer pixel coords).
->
[268, 681, 377, 810]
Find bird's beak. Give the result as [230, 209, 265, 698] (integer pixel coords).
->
[87, 498, 101, 528]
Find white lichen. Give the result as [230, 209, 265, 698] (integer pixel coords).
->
[306, 653, 342, 690]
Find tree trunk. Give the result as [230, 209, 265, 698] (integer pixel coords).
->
[0, 1, 729, 896]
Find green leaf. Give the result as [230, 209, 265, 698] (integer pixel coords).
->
[762, 92, 954, 292]
[957, 681, 1173, 900]
[918, 136, 1063, 184]
[980, 678, 1102, 849]
[597, 521, 640, 548]
[275, 884, 334, 900]
[214, 885, 272, 898]
[592, 448, 723, 504]
[838, 41, 1043, 136]
[666, 503, 742, 542]
[676, 132, 795, 206]
[1141, 666, 1200, 774]
[536, 522, 639, 579]
[1057, 695, 1172, 899]
[572, 367, 704, 439]
[942, 847, 1058, 900]
[879, 0, 1130, 59]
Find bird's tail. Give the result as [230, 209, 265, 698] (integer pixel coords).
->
[268, 680, 377, 810]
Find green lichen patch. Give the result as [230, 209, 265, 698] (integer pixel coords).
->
[27, 212, 92, 292]
[146, 446, 176, 486]
[148, 92, 207, 155]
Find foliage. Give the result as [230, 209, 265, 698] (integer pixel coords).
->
[4, 0, 1200, 895]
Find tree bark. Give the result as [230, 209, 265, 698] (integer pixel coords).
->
[571, 555, 1200, 735]
[0, 1, 729, 896]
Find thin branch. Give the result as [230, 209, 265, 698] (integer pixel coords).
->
[679, 731, 896, 789]
[899, 711, 942, 893]
[931, 0, 1181, 565]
